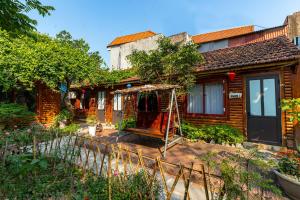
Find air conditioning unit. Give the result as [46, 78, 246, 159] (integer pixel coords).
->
[293, 36, 300, 48]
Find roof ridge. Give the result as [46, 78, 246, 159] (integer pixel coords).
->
[192, 25, 254, 37]
[202, 35, 292, 55]
[108, 30, 156, 47]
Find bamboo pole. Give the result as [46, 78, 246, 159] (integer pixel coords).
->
[183, 162, 194, 200]
[116, 94, 128, 142]
[167, 165, 184, 200]
[157, 157, 169, 197]
[2, 140, 8, 166]
[201, 164, 210, 200]
[33, 136, 36, 159]
[174, 89, 183, 137]
[108, 153, 112, 200]
[163, 88, 175, 158]
[99, 144, 108, 177]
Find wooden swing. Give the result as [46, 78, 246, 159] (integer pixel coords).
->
[114, 84, 183, 158]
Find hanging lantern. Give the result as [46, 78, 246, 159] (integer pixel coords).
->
[227, 71, 236, 81]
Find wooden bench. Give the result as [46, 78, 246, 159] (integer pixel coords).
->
[124, 111, 175, 140]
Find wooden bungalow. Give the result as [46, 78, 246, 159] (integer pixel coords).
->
[69, 36, 300, 149]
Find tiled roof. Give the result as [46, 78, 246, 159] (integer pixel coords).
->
[198, 36, 300, 72]
[192, 25, 254, 44]
[108, 31, 156, 47]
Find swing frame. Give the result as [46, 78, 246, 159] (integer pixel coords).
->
[114, 84, 183, 158]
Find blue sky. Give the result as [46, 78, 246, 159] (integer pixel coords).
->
[30, 0, 300, 65]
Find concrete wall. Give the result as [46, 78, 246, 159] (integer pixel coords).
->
[285, 11, 300, 40]
[108, 34, 162, 70]
[168, 32, 192, 45]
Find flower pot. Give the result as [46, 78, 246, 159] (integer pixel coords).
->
[88, 126, 96, 137]
[274, 170, 300, 200]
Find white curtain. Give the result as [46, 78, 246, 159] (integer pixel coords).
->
[114, 94, 122, 111]
[98, 91, 105, 110]
[205, 83, 224, 114]
[187, 84, 203, 113]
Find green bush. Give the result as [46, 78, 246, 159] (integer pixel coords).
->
[60, 123, 80, 134]
[86, 115, 97, 126]
[115, 118, 136, 130]
[0, 152, 162, 199]
[182, 122, 244, 144]
[0, 103, 35, 130]
[54, 109, 73, 126]
[278, 157, 300, 180]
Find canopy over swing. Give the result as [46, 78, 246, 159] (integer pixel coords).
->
[114, 84, 183, 158]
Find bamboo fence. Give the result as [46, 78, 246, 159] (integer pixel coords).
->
[1, 134, 222, 200]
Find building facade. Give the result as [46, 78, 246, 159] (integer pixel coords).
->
[39, 11, 300, 148]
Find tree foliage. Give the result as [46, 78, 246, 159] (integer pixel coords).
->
[281, 98, 300, 126]
[127, 37, 203, 92]
[0, 29, 104, 109]
[0, 0, 54, 35]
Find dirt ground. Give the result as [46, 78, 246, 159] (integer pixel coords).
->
[88, 129, 244, 171]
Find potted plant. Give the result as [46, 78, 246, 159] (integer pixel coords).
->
[282, 98, 300, 153]
[274, 153, 300, 200]
[54, 109, 73, 128]
[86, 115, 97, 136]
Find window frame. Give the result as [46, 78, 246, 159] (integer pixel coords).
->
[97, 91, 105, 111]
[113, 93, 122, 111]
[185, 79, 228, 118]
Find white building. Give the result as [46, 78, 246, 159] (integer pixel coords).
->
[107, 31, 162, 70]
[107, 31, 192, 70]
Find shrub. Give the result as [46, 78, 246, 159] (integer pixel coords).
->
[182, 122, 244, 144]
[115, 118, 136, 130]
[0, 152, 162, 199]
[200, 151, 281, 199]
[54, 109, 73, 126]
[86, 115, 97, 126]
[0, 103, 35, 130]
[278, 156, 300, 180]
[60, 123, 80, 134]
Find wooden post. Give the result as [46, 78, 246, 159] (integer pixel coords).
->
[33, 136, 36, 159]
[99, 144, 108, 176]
[163, 89, 174, 158]
[108, 153, 112, 200]
[174, 89, 183, 137]
[2, 140, 8, 166]
[183, 162, 194, 200]
[201, 165, 210, 200]
[116, 94, 128, 142]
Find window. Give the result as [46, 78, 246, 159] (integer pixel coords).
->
[293, 36, 300, 48]
[97, 91, 105, 110]
[249, 78, 277, 117]
[114, 93, 122, 111]
[199, 40, 229, 52]
[137, 93, 158, 112]
[187, 83, 224, 115]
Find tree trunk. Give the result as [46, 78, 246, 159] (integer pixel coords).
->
[62, 81, 75, 119]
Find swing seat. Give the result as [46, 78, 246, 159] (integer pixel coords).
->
[124, 111, 175, 140]
[125, 128, 166, 139]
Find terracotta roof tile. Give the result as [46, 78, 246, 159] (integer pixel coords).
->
[108, 31, 156, 47]
[198, 36, 300, 71]
[113, 36, 300, 84]
[192, 25, 254, 44]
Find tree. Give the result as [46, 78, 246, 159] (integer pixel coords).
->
[127, 37, 203, 92]
[0, 0, 54, 35]
[0, 29, 104, 112]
